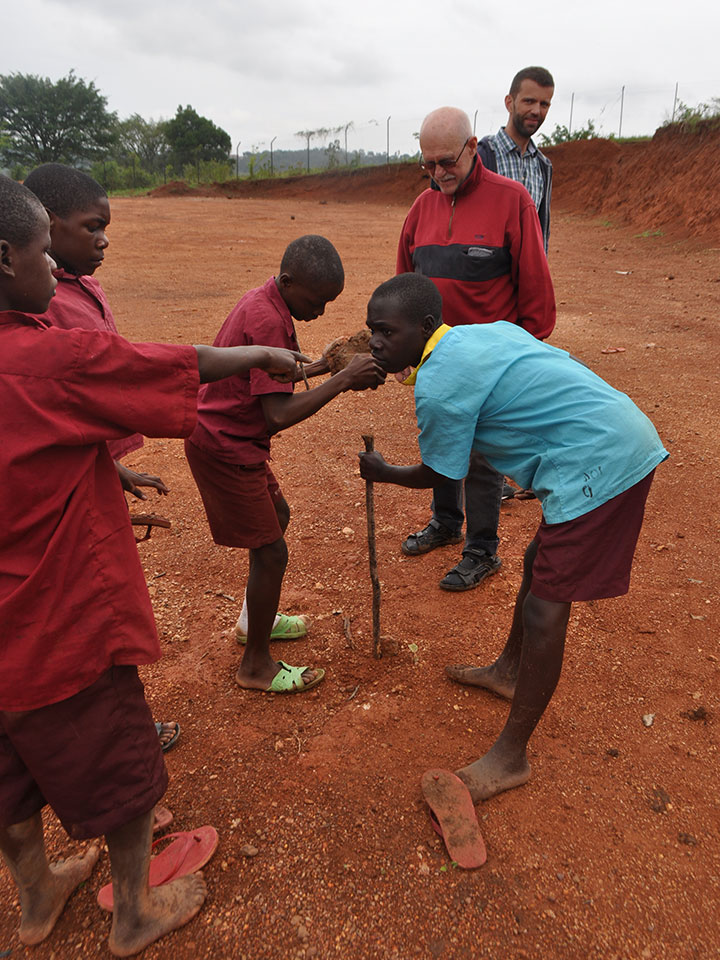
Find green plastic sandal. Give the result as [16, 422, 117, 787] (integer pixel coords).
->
[236, 613, 309, 645]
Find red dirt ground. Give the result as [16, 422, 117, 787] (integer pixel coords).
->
[1, 134, 719, 959]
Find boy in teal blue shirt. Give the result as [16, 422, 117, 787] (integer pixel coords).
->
[360, 273, 667, 803]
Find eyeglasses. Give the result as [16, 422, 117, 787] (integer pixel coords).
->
[420, 138, 469, 174]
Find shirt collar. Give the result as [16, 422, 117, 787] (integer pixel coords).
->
[402, 323, 453, 385]
[496, 126, 537, 157]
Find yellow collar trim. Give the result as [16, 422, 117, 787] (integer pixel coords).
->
[402, 323, 453, 386]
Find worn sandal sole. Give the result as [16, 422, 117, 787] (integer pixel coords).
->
[421, 769, 487, 869]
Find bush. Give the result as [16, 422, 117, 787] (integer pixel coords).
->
[90, 159, 155, 192]
[540, 120, 598, 146]
[663, 98, 720, 131]
[181, 159, 233, 185]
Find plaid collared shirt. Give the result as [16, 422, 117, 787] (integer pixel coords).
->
[489, 127, 546, 211]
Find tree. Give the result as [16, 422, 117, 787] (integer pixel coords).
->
[325, 139, 342, 169]
[164, 105, 231, 175]
[117, 114, 170, 176]
[0, 71, 117, 166]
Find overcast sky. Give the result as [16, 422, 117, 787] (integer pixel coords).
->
[7, 0, 718, 158]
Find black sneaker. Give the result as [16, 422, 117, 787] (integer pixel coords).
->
[401, 522, 463, 557]
[439, 553, 502, 591]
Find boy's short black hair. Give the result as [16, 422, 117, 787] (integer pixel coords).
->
[0, 174, 47, 248]
[370, 272, 443, 325]
[24, 163, 107, 219]
[280, 235, 344, 289]
[509, 66, 554, 96]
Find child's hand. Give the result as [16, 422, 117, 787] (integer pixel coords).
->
[359, 450, 388, 482]
[339, 354, 386, 391]
[292, 356, 330, 380]
[263, 348, 313, 382]
[116, 463, 169, 500]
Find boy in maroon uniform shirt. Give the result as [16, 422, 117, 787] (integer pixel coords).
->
[0, 175, 305, 955]
[186, 235, 386, 693]
[24, 163, 181, 756]
[25, 163, 169, 501]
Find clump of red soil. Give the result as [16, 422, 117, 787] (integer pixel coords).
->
[323, 329, 372, 374]
[148, 121, 720, 244]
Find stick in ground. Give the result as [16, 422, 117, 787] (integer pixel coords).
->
[362, 433, 382, 659]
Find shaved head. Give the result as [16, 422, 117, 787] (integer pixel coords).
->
[418, 107, 477, 196]
[419, 107, 473, 145]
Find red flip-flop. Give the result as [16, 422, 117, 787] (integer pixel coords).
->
[421, 769, 487, 869]
[97, 825, 218, 911]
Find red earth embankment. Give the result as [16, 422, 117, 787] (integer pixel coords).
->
[544, 119, 720, 243]
[150, 120, 720, 245]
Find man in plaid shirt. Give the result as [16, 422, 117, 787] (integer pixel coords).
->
[478, 66, 555, 253]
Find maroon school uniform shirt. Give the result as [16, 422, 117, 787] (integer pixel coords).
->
[34, 269, 144, 461]
[188, 277, 296, 464]
[0, 312, 199, 711]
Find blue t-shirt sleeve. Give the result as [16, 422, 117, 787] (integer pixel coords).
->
[416, 394, 477, 481]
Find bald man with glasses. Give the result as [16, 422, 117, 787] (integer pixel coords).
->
[396, 106, 555, 593]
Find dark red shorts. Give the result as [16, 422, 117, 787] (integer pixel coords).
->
[185, 439, 284, 548]
[0, 666, 167, 840]
[531, 470, 655, 603]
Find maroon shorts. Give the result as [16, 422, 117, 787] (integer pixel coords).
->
[0, 666, 167, 840]
[185, 439, 284, 548]
[530, 471, 655, 603]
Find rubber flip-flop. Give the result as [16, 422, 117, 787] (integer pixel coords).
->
[420, 769, 487, 869]
[235, 613, 309, 645]
[155, 721, 180, 753]
[236, 660, 325, 694]
[97, 826, 219, 911]
[152, 805, 173, 835]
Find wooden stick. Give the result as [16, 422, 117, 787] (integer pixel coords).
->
[362, 434, 382, 659]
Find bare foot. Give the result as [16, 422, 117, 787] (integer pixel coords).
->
[19, 844, 100, 945]
[109, 872, 207, 957]
[235, 663, 321, 691]
[456, 749, 531, 802]
[445, 663, 516, 700]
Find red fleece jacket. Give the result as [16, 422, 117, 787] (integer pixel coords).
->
[397, 159, 556, 339]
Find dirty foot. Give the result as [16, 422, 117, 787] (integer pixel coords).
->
[19, 844, 100, 945]
[445, 663, 516, 700]
[109, 872, 207, 957]
[456, 750, 531, 803]
[235, 662, 322, 692]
